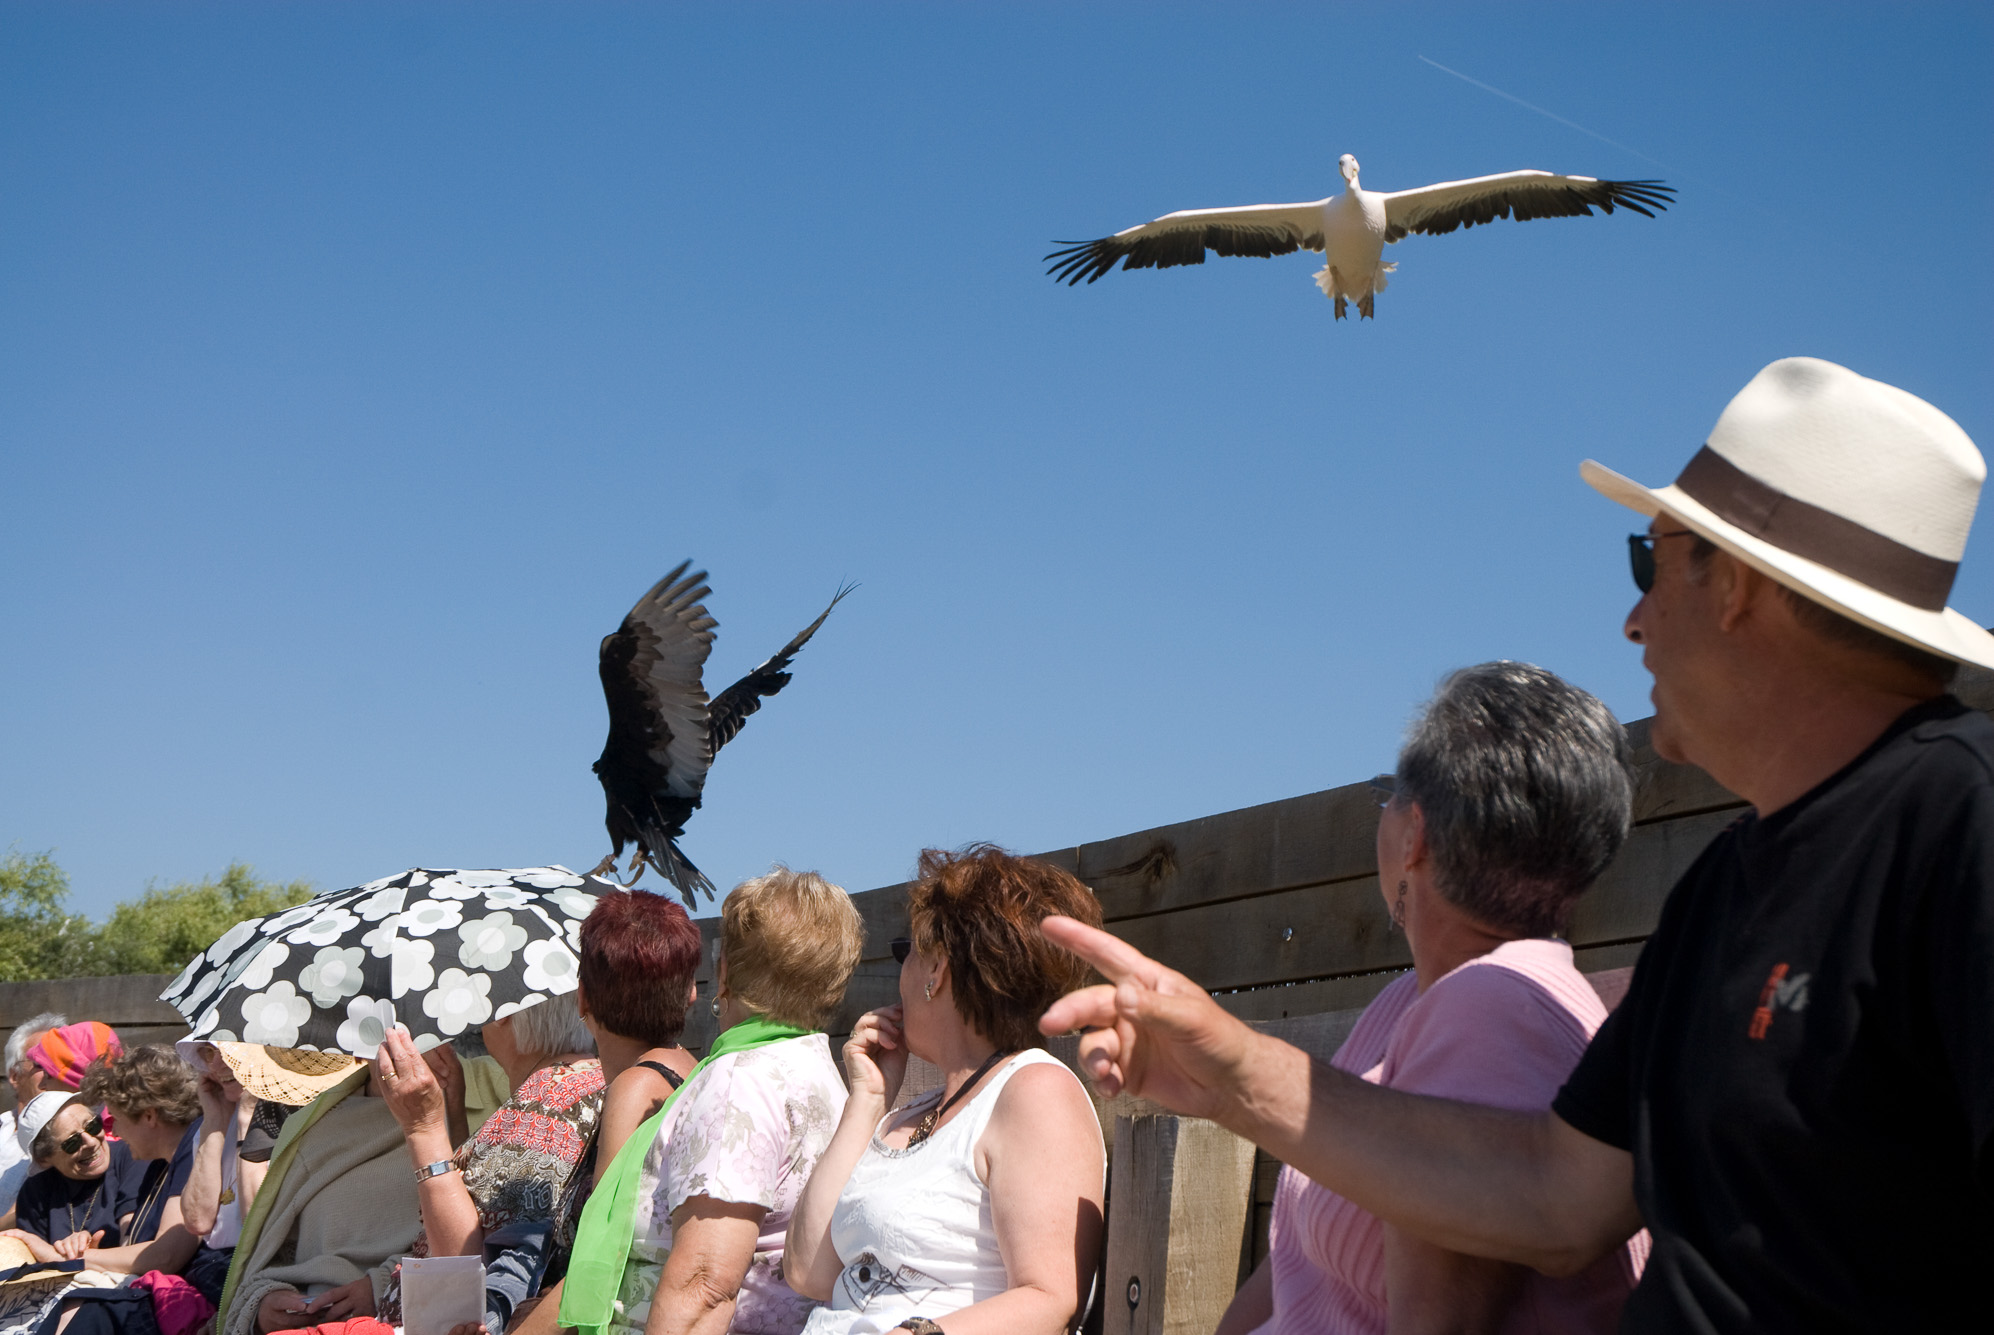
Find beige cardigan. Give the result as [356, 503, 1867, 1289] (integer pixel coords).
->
[217, 1074, 421, 1335]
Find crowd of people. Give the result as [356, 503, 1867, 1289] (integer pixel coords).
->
[2, 357, 1988, 1334]
[0, 852, 1110, 1335]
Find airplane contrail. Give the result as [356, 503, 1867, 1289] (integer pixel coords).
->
[1416, 54, 1680, 176]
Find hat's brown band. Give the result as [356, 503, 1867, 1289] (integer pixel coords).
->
[1675, 446, 1957, 611]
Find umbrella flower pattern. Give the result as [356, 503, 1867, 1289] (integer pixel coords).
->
[237, 941, 291, 993]
[495, 992, 547, 1021]
[424, 968, 494, 1035]
[391, 937, 437, 998]
[401, 898, 465, 937]
[458, 912, 530, 971]
[160, 867, 623, 1056]
[545, 885, 599, 920]
[288, 906, 362, 948]
[354, 885, 407, 921]
[521, 938, 580, 993]
[241, 981, 312, 1046]
[300, 945, 367, 1008]
[204, 919, 260, 969]
[337, 995, 400, 1057]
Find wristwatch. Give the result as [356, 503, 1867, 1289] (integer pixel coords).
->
[894, 1320, 943, 1335]
[413, 1159, 458, 1183]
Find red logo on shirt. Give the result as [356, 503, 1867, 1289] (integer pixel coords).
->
[1748, 962, 1810, 1038]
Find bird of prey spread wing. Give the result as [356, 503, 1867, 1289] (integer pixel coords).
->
[591, 562, 852, 904]
[1047, 154, 1672, 319]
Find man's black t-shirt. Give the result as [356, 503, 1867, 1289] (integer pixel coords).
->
[1554, 695, 1994, 1332]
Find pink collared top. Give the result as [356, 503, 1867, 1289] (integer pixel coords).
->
[1249, 938, 1648, 1335]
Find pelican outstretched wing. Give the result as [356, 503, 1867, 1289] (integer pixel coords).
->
[1046, 201, 1329, 285]
[1381, 171, 1673, 242]
[708, 584, 854, 753]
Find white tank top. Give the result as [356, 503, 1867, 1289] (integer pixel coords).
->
[799, 1049, 1098, 1335]
[203, 1111, 245, 1250]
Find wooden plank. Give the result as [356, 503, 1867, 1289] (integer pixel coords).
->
[1566, 806, 1739, 946]
[1110, 798, 1724, 997]
[0, 975, 184, 1027]
[1216, 969, 1408, 1022]
[1622, 718, 1742, 823]
[1079, 786, 1383, 923]
[1113, 877, 1400, 994]
[1101, 1114, 1256, 1335]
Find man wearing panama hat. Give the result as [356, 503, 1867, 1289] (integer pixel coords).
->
[1038, 357, 1993, 1333]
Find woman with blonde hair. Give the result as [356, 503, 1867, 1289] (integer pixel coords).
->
[785, 845, 1107, 1335]
[558, 866, 862, 1335]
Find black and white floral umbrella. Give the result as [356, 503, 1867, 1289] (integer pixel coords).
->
[159, 867, 614, 1059]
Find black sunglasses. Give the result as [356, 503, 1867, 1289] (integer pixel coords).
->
[1627, 530, 1699, 594]
[1367, 774, 1397, 810]
[890, 937, 912, 965]
[60, 1116, 105, 1156]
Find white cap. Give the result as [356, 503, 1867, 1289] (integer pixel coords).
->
[16, 1091, 79, 1155]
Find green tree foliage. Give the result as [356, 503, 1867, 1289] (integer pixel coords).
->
[86, 863, 316, 976]
[0, 849, 97, 981]
[0, 849, 313, 980]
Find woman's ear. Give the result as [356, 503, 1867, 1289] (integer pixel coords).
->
[1398, 800, 1430, 872]
[573, 979, 591, 1020]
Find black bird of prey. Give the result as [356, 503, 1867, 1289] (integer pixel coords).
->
[1046, 153, 1672, 318]
[590, 562, 851, 904]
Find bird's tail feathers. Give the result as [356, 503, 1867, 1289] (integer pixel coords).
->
[647, 838, 718, 909]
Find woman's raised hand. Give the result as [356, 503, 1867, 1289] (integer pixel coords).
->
[374, 1027, 449, 1138]
[843, 1005, 908, 1108]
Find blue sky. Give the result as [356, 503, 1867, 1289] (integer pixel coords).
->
[4, 3, 1989, 920]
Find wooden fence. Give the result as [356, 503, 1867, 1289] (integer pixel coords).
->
[6, 666, 1989, 1334]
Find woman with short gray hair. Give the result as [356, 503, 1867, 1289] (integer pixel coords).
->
[371, 992, 603, 1334]
[1219, 662, 1647, 1335]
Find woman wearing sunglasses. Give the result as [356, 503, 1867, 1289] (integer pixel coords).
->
[3, 1095, 146, 1262]
[784, 845, 1107, 1335]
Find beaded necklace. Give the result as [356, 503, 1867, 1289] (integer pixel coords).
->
[905, 1049, 1013, 1147]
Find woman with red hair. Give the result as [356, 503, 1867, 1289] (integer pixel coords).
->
[507, 888, 704, 1333]
[575, 888, 704, 1183]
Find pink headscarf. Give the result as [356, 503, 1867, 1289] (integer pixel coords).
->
[29, 1021, 124, 1090]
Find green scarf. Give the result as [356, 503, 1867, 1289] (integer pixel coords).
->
[558, 1015, 813, 1335]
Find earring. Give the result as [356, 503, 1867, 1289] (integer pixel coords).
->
[710, 996, 723, 1018]
[1391, 881, 1407, 932]
[923, 980, 934, 1001]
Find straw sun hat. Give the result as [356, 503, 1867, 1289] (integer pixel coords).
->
[213, 1043, 358, 1106]
[0, 1232, 76, 1287]
[1583, 356, 1994, 669]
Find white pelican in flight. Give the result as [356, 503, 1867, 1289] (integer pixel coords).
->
[1046, 154, 1673, 319]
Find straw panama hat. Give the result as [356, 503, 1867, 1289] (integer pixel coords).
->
[1583, 356, 1994, 670]
[215, 1043, 359, 1106]
[0, 1233, 77, 1287]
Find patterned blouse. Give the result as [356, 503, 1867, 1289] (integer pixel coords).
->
[609, 1034, 846, 1335]
[379, 1058, 606, 1323]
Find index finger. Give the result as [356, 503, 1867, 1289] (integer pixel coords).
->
[1039, 982, 1120, 1037]
[1040, 915, 1165, 985]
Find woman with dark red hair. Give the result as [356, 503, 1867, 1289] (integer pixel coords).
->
[524, 888, 703, 1314]
[575, 889, 704, 1182]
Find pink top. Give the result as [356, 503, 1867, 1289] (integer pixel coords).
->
[1249, 939, 1648, 1335]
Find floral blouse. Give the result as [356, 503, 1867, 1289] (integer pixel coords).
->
[378, 1058, 606, 1323]
[609, 1034, 846, 1335]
